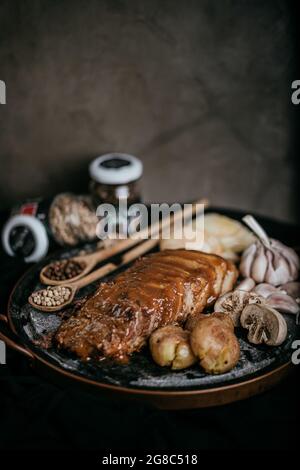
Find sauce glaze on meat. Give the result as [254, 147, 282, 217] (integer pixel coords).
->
[56, 249, 238, 362]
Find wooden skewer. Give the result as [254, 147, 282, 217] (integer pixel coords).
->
[40, 198, 209, 285]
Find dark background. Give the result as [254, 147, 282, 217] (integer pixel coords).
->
[0, 0, 299, 222]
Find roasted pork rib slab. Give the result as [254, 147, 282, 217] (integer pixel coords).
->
[56, 249, 238, 362]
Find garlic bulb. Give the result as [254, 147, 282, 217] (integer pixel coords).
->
[240, 215, 299, 286]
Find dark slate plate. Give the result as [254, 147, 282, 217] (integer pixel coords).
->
[7, 209, 300, 392]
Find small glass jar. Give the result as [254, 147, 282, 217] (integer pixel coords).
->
[89, 153, 143, 206]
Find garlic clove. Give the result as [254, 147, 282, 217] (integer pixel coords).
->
[266, 292, 300, 315]
[240, 243, 256, 278]
[272, 240, 299, 281]
[272, 239, 300, 270]
[250, 244, 268, 283]
[273, 248, 293, 279]
[265, 250, 292, 286]
[252, 282, 299, 314]
[282, 251, 299, 281]
[253, 283, 279, 298]
[280, 281, 300, 300]
[237, 278, 256, 292]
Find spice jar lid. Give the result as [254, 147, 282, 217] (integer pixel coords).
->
[2, 215, 49, 263]
[89, 153, 143, 185]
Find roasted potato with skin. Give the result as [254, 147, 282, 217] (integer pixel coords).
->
[190, 313, 240, 374]
[185, 313, 207, 332]
[186, 312, 234, 332]
[149, 326, 196, 370]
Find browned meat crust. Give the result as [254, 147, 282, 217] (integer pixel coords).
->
[56, 249, 238, 362]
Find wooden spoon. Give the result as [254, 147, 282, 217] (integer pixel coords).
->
[40, 198, 209, 285]
[40, 242, 127, 285]
[29, 239, 159, 312]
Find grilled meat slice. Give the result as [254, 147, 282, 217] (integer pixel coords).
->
[56, 249, 238, 362]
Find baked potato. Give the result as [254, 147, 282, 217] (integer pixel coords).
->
[190, 313, 240, 374]
[149, 326, 196, 370]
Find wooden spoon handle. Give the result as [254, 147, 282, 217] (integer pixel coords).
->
[84, 239, 137, 265]
[74, 238, 159, 290]
[121, 239, 158, 264]
[75, 198, 208, 270]
[74, 262, 117, 289]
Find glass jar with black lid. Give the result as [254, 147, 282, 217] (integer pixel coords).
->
[89, 153, 143, 206]
[89, 153, 143, 239]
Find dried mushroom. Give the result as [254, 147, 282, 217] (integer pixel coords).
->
[214, 290, 264, 327]
[240, 304, 287, 346]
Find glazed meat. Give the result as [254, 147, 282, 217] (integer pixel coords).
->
[56, 249, 238, 362]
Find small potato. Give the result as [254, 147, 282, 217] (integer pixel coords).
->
[208, 312, 235, 332]
[185, 313, 207, 332]
[149, 326, 196, 370]
[190, 315, 240, 374]
[186, 312, 234, 332]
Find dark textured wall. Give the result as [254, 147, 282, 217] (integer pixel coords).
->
[0, 0, 298, 221]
